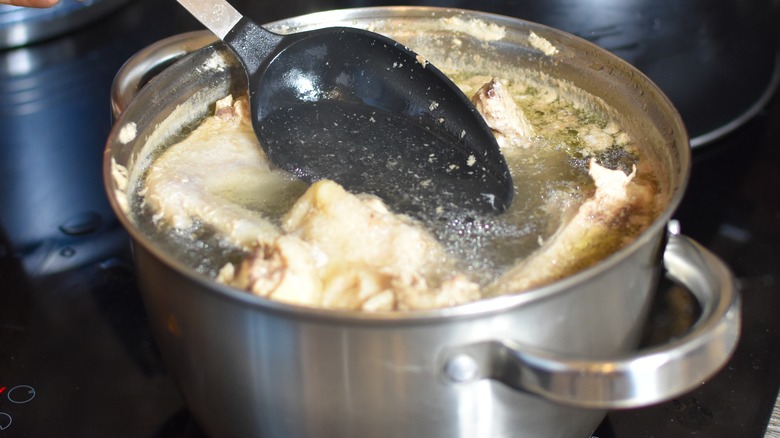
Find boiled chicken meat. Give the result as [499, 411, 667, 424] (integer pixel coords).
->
[219, 179, 480, 310]
[471, 77, 657, 293]
[470, 78, 535, 157]
[486, 158, 656, 295]
[143, 96, 298, 248]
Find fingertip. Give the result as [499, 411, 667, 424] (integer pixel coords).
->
[8, 0, 61, 8]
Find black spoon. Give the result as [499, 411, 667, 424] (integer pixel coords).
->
[176, 0, 513, 217]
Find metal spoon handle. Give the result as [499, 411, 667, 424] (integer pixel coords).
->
[176, 0, 284, 75]
[176, 0, 242, 40]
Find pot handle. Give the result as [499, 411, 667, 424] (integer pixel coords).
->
[440, 221, 741, 409]
[111, 30, 217, 118]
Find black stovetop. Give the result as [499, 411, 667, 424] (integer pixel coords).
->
[1, 0, 779, 436]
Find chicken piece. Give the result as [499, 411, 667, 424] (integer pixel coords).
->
[220, 180, 481, 311]
[283, 180, 444, 279]
[486, 159, 656, 295]
[217, 235, 323, 306]
[471, 78, 535, 156]
[143, 95, 298, 248]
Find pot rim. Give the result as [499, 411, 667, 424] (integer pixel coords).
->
[104, 5, 691, 324]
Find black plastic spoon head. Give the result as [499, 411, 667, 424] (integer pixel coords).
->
[177, 0, 514, 218]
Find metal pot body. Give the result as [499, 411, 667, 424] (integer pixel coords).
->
[134, 237, 658, 438]
[104, 8, 740, 438]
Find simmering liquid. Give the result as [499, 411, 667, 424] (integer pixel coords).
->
[124, 28, 662, 310]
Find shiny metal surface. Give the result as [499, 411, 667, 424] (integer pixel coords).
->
[103, 7, 739, 438]
[110, 30, 217, 118]
[441, 228, 740, 409]
[0, 0, 133, 48]
[176, 0, 241, 40]
[769, 399, 780, 438]
[130, 236, 658, 438]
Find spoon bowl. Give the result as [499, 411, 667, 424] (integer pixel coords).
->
[177, 0, 513, 217]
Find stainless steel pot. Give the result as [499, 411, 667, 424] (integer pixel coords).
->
[0, 0, 134, 48]
[104, 7, 740, 438]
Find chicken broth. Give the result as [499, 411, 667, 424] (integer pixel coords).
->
[124, 30, 662, 311]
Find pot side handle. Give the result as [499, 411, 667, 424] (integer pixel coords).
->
[440, 223, 741, 409]
[111, 30, 218, 119]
